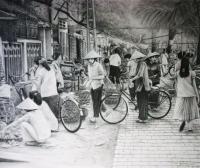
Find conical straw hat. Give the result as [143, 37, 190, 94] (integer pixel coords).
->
[130, 50, 146, 60]
[17, 98, 39, 110]
[84, 50, 102, 59]
[146, 52, 160, 59]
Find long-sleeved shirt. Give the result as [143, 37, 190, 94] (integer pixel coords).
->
[88, 61, 105, 90]
[32, 66, 58, 98]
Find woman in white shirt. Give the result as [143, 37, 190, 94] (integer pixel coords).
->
[29, 91, 58, 131]
[32, 58, 59, 118]
[109, 47, 121, 84]
[84, 50, 105, 124]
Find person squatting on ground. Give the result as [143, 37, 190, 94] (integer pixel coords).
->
[2, 97, 51, 145]
[124, 53, 138, 101]
[31, 57, 60, 118]
[173, 57, 200, 132]
[29, 91, 58, 132]
[130, 51, 151, 123]
[109, 47, 121, 85]
[84, 50, 105, 126]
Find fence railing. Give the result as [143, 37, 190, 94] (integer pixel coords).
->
[2, 40, 42, 83]
[3, 42, 23, 83]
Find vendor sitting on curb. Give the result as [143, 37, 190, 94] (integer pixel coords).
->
[1, 98, 51, 145]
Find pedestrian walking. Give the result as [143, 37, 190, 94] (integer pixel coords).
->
[130, 50, 151, 123]
[109, 47, 121, 85]
[173, 57, 200, 132]
[83, 50, 105, 126]
[124, 53, 137, 101]
[103, 58, 110, 77]
[160, 49, 168, 76]
[32, 57, 59, 118]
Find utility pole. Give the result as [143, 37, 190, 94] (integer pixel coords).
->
[86, 0, 90, 52]
[92, 0, 97, 51]
[86, 0, 97, 52]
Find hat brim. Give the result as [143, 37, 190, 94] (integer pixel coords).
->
[130, 50, 146, 60]
[17, 98, 39, 110]
[146, 52, 160, 59]
[83, 50, 102, 59]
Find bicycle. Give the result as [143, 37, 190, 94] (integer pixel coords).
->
[99, 77, 172, 124]
[8, 74, 83, 133]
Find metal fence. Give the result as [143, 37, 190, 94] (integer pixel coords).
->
[3, 42, 23, 83]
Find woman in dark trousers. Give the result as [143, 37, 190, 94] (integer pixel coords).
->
[83, 50, 105, 127]
[130, 50, 151, 123]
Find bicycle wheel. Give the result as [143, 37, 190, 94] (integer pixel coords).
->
[148, 89, 171, 119]
[60, 99, 82, 133]
[100, 94, 128, 124]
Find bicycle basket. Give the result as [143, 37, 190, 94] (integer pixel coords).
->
[61, 99, 80, 123]
[74, 90, 90, 106]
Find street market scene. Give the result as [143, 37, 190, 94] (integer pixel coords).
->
[1, 0, 200, 168]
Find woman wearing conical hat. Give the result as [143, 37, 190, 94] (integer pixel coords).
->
[130, 50, 151, 123]
[83, 50, 105, 126]
[1, 98, 51, 145]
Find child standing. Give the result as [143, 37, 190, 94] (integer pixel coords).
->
[173, 57, 200, 132]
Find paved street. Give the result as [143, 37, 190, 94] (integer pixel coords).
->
[112, 99, 200, 168]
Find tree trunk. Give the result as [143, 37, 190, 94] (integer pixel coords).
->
[196, 30, 200, 64]
[166, 28, 176, 54]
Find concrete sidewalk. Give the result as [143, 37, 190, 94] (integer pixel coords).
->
[112, 99, 200, 168]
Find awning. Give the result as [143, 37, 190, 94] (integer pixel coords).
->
[0, 10, 16, 20]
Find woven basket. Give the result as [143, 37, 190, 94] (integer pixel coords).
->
[0, 98, 15, 124]
[75, 90, 90, 106]
[61, 99, 80, 123]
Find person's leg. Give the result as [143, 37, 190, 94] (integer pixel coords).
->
[92, 86, 103, 118]
[129, 87, 135, 101]
[179, 121, 186, 132]
[43, 95, 60, 118]
[136, 87, 148, 122]
[21, 122, 38, 142]
[109, 65, 115, 83]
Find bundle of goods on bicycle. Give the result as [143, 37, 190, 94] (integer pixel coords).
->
[103, 76, 120, 95]
[74, 89, 90, 106]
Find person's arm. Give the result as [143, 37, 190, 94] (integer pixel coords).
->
[32, 71, 43, 91]
[192, 72, 200, 103]
[130, 63, 145, 81]
[1, 114, 29, 133]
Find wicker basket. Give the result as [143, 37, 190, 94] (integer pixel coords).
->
[75, 90, 90, 106]
[0, 98, 15, 124]
[61, 99, 80, 123]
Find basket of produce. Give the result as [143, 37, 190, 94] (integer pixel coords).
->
[60, 99, 80, 123]
[74, 90, 91, 106]
[0, 98, 15, 124]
